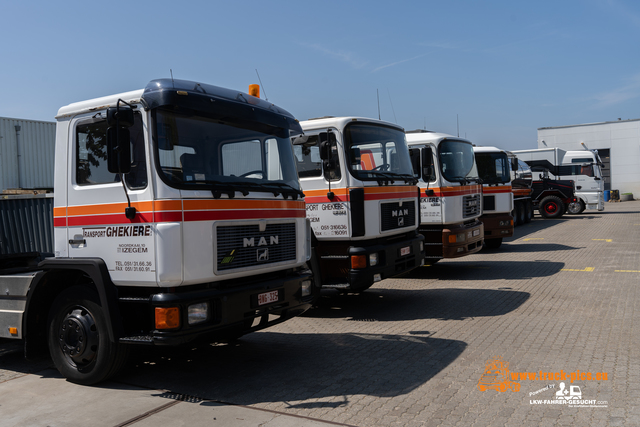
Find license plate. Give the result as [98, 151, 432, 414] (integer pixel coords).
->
[473, 229, 480, 237]
[258, 290, 279, 306]
[400, 246, 411, 256]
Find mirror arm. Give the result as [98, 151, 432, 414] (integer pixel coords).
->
[115, 99, 136, 220]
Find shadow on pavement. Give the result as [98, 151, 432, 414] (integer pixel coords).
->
[305, 287, 529, 322]
[404, 260, 564, 281]
[115, 331, 466, 406]
[0, 338, 51, 377]
[494, 243, 582, 253]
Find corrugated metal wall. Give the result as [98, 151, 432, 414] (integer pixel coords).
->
[0, 116, 56, 191]
[0, 194, 54, 255]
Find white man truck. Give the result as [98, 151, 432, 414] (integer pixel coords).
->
[0, 79, 314, 384]
[512, 148, 604, 214]
[473, 146, 514, 249]
[406, 131, 483, 263]
[292, 117, 425, 293]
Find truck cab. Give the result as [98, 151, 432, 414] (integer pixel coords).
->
[1, 79, 313, 384]
[406, 131, 483, 263]
[293, 117, 424, 293]
[474, 146, 514, 249]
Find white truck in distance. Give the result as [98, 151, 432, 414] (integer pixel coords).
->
[292, 117, 425, 293]
[0, 79, 314, 384]
[512, 148, 604, 214]
[406, 131, 484, 263]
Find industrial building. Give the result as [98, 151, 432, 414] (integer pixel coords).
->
[0, 116, 55, 193]
[538, 118, 640, 196]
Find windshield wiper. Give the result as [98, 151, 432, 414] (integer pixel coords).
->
[225, 180, 305, 200]
[448, 176, 470, 185]
[183, 179, 250, 198]
[263, 182, 306, 199]
[467, 176, 483, 184]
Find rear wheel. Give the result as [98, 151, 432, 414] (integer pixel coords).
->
[539, 196, 565, 219]
[48, 286, 128, 385]
[524, 200, 533, 223]
[516, 202, 526, 224]
[511, 207, 520, 226]
[567, 200, 586, 214]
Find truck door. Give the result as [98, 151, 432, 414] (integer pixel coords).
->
[66, 110, 156, 285]
[411, 147, 442, 223]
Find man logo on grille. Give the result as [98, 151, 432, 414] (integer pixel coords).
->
[257, 248, 269, 262]
[398, 217, 405, 227]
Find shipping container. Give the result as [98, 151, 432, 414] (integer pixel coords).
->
[0, 193, 54, 255]
[0, 116, 55, 192]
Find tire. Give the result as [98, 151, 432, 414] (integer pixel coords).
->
[539, 196, 565, 219]
[484, 238, 502, 250]
[524, 201, 533, 223]
[567, 200, 586, 215]
[308, 249, 323, 305]
[48, 286, 129, 385]
[511, 208, 520, 226]
[516, 202, 526, 225]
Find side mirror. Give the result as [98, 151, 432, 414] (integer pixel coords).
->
[106, 105, 134, 174]
[107, 106, 134, 127]
[350, 147, 361, 165]
[319, 140, 330, 160]
[107, 127, 131, 174]
[422, 166, 433, 180]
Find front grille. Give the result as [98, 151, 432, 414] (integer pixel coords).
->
[463, 194, 481, 218]
[381, 201, 416, 231]
[216, 223, 296, 271]
[483, 195, 495, 211]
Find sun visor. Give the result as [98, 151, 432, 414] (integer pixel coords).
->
[141, 79, 302, 135]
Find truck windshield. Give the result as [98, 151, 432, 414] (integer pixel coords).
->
[475, 152, 510, 184]
[153, 109, 302, 195]
[344, 123, 414, 181]
[439, 139, 478, 183]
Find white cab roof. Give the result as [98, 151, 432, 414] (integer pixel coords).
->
[56, 89, 144, 119]
[299, 116, 403, 132]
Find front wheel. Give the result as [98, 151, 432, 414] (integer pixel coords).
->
[484, 238, 503, 250]
[48, 286, 128, 385]
[539, 196, 565, 219]
[567, 200, 586, 214]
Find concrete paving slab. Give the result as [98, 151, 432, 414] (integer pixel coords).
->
[0, 369, 163, 426]
[132, 400, 352, 427]
[0, 370, 350, 427]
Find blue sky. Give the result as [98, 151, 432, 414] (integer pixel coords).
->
[1, 0, 639, 150]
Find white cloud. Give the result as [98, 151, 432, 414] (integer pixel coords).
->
[372, 53, 428, 73]
[300, 43, 368, 69]
[591, 73, 640, 108]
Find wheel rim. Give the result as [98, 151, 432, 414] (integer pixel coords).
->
[545, 202, 558, 214]
[58, 306, 99, 369]
[568, 202, 580, 214]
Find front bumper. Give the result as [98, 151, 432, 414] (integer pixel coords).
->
[123, 270, 313, 346]
[346, 232, 425, 290]
[481, 213, 514, 240]
[441, 219, 484, 258]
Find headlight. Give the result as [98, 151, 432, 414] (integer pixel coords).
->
[449, 233, 466, 243]
[301, 280, 312, 297]
[369, 253, 378, 267]
[187, 302, 209, 325]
